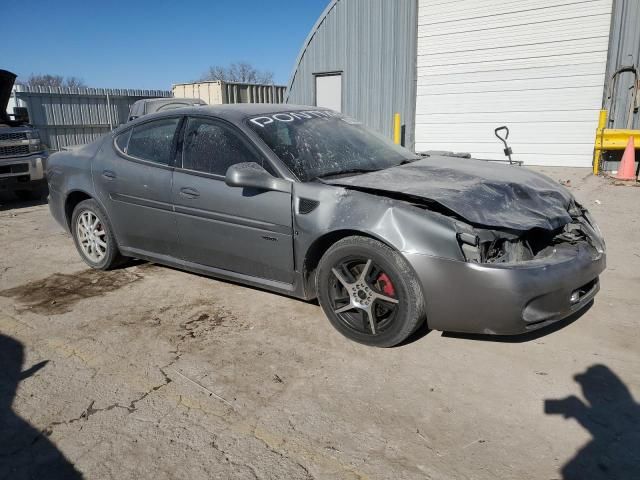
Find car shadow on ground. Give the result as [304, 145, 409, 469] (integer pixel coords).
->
[0, 191, 48, 212]
[0, 334, 82, 479]
[440, 300, 593, 343]
[546, 364, 640, 479]
[107, 259, 588, 348]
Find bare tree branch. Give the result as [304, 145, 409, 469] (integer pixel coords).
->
[200, 62, 274, 84]
[63, 76, 87, 89]
[21, 74, 87, 89]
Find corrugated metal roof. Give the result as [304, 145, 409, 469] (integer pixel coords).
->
[286, 0, 418, 148]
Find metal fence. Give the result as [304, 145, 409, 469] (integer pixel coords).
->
[11, 85, 171, 151]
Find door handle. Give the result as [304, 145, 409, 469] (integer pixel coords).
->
[179, 187, 200, 199]
[102, 170, 116, 180]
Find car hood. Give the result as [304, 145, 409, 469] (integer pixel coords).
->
[325, 155, 575, 231]
[0, 69, 17, 124]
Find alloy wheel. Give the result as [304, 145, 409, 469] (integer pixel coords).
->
[329, 257, 400, 335]
[76, 210, 107, 263]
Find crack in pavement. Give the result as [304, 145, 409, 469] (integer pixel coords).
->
[211, 436, 260, 480]
[40, 365, 174, 439]
[210, 433, 315, 480]
[258, 431, 314, 478]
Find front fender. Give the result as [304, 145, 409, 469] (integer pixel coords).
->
[294, 182, 463, 259]
[292, 182, 465, 297]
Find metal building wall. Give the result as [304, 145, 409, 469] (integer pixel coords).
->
[222, 82, 286, 104]
[12, 85, 171, 151]
[286, 0, 418, 148]
[173, 81, 286, 105]
[415, 0, 613, 167]
[603, 0, 640, 130]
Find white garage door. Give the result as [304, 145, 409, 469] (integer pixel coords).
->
[415, 0, 612, 166]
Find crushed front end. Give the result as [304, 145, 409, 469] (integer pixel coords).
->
[405, 203, 606, 335]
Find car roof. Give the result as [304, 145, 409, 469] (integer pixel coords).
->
[130, 103, 331, 124]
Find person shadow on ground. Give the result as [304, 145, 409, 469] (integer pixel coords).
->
[545, 364, 640, 480]
[0, 333, 82, 479]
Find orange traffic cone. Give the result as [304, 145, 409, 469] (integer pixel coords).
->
[616, 136, 637, 180]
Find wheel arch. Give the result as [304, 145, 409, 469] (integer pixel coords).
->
[64, 190, 93, 229]
[301, 229, 399, 299]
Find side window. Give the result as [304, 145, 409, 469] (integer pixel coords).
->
[114, 129, 130, 153]
[182, 117, 271, 176]
[126, 117, 180, 165]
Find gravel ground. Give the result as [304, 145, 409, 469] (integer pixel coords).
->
[0, 167, 639, 480]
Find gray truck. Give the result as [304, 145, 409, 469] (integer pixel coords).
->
[0, 69, 48, 199]
[128, 97, 206, 121]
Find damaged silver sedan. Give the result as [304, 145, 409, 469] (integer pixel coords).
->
[47, 105, 606, 347]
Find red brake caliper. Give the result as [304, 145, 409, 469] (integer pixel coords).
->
[377, 273, 395, 297]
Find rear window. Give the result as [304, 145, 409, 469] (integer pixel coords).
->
[126, 118, 180, 165]
[114, 130, 130, 152]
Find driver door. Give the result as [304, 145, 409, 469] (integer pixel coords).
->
[171, 116, 294, 284]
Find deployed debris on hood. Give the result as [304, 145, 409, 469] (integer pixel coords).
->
[326, 156, 576, 231]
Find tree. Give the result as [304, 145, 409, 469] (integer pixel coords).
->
[200, 62, 274, 84]
[21, 74, 87, 89]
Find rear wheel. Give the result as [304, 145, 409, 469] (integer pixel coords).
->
[316, 236, 426, 347]
[71, 199, 125, 270]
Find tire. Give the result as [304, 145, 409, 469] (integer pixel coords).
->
[316, 236, 426, 347]
[71, 199, 125, 270]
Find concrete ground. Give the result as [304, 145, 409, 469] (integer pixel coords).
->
[0, 167, 638, 480]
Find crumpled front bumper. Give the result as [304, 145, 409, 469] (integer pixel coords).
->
[404, 243, 606, 335]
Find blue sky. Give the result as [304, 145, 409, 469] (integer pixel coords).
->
[4, 0, 329, 90]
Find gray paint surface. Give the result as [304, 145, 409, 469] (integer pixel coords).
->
[603, 0, 640, 130]
[47, 104, 605, 338]
[326, 156, 576, 231]
[12, 85, 171, 150]
[286, 0, 417, 149]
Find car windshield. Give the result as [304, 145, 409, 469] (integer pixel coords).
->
[247, 110, 418, 181]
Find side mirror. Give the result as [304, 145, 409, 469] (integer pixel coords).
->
[225, 162, 291, 193]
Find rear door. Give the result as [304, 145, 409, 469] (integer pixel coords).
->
[171, 116, 294, 284]
[93, 116, 181, 256]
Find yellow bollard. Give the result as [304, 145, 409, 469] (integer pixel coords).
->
[393, 113, 401, 145]
[593, 109, 607, 175]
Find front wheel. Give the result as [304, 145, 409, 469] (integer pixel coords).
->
[71, 199, 125, 270]
[316, 236, 426, 347]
